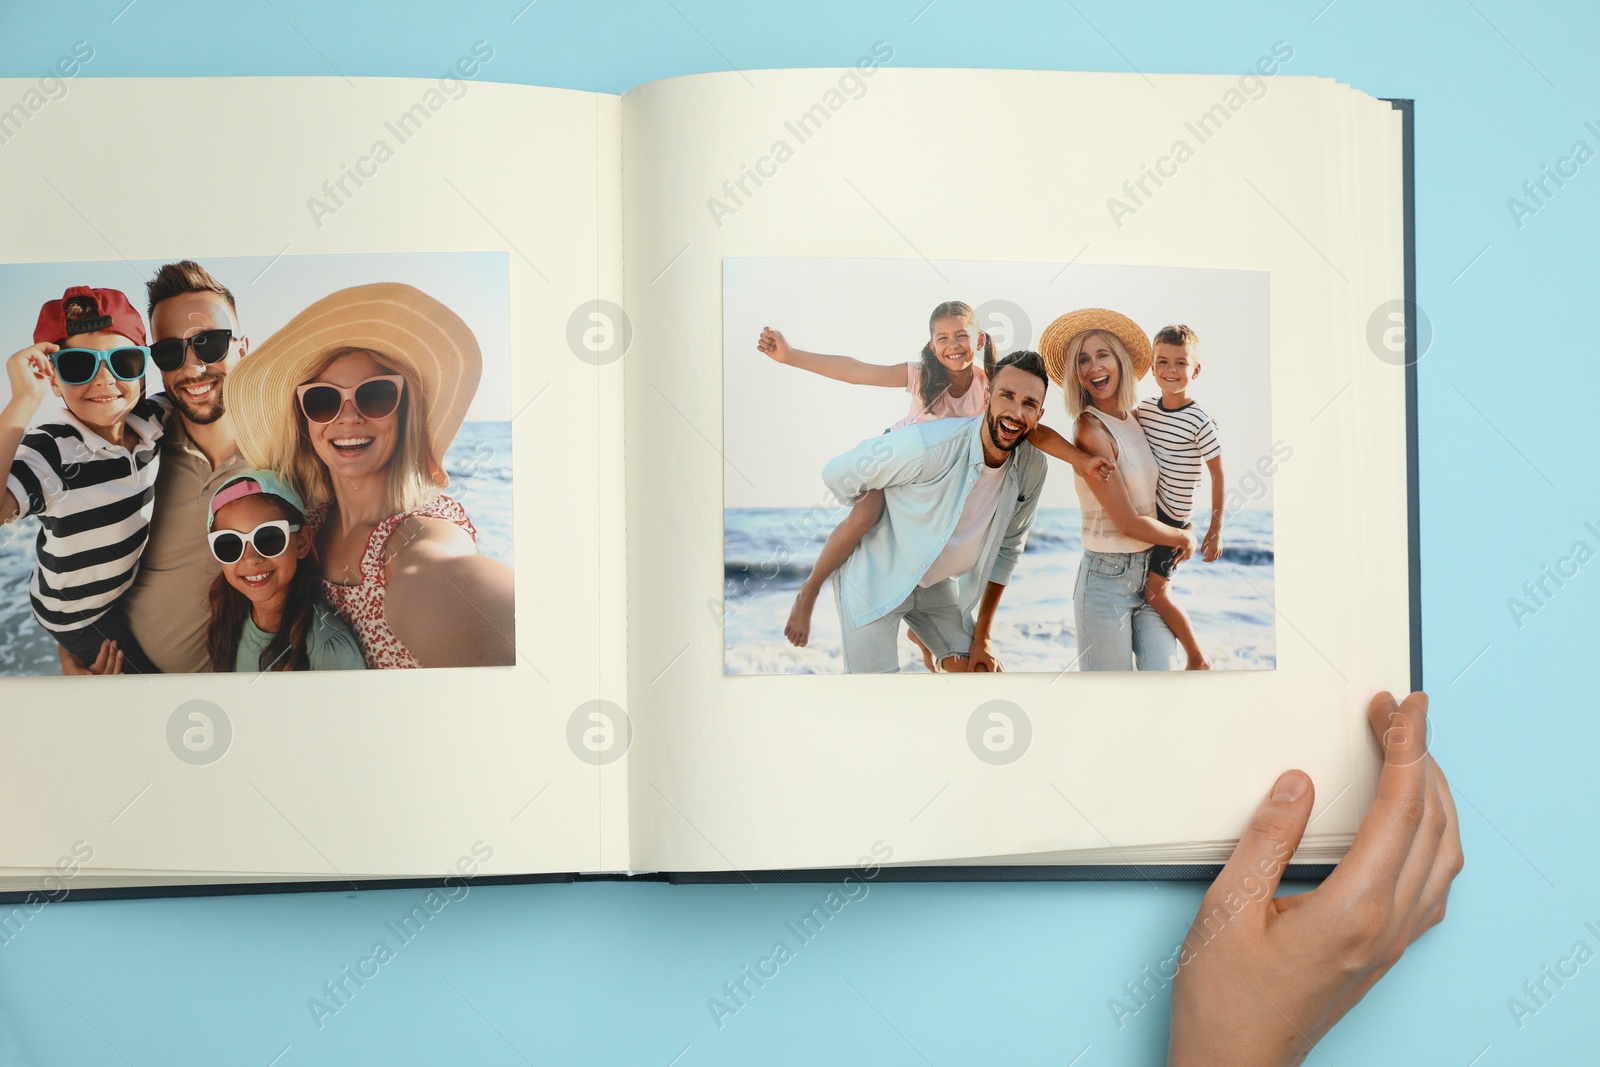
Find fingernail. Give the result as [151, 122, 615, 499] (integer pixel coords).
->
[1271, 771, 1308, 802]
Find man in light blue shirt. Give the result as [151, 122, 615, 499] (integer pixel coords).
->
[821, 351, 1050, 672]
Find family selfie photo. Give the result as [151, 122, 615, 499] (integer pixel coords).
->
[0, 251, 515, 677]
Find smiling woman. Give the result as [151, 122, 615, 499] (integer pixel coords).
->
[1039, 308, 1192, 671]
[224, 283, 515, 669]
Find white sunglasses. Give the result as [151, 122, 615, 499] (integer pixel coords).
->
[208, 519, 301, 564]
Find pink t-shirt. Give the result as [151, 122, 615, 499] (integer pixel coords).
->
[889, 360, 990, 429]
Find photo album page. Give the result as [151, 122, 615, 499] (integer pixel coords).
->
[0, 75, 627, 888]
[621, 68, 1412, 874]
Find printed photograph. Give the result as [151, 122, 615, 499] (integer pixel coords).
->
[0, 251, 514, 676]
[722, 257, 1277, 675]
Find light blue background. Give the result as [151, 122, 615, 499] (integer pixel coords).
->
[1, 1, 1594, 1063]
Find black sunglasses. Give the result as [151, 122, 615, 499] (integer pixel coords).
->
[150, 329, 233, 372]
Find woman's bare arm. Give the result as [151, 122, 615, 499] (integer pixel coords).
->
[1075, 413, 1192, 550]
[384, 517, 517, 667]
[757, 327, 905, 387]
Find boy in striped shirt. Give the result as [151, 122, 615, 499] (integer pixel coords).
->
[1134, 324, 1224, 670]
[1, 287, 169, 674]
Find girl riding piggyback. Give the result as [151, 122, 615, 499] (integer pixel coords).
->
[758, 299, 1112, 649]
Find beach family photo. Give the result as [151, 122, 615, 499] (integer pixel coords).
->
[723, 257, 1277, 675]
[0, 251, 515, 677]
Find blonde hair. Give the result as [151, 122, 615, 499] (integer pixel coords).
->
[1063, 330, 1140, 419]
[270, 347, 440, 516]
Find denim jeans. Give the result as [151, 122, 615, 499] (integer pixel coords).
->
[1072, 549, 1177, 671]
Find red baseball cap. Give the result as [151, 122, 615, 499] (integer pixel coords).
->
[34, 286, 148, 347]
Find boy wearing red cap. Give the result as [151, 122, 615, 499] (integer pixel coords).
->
[1, 286, 170, 674]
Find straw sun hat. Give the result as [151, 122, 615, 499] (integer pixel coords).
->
[226, 282, 482, 487]
[1038, 308, 1153, 389]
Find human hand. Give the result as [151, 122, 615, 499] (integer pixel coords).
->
[757, 327, 792, 364]
[1201, 525, 1222, 563]
[58, 639, 124, 675]
[1173, 531, 1195, 563]
[4, 343, 57, 421]
[966, 633, 1001, 672]
[1082, 454, 1116, 483]
[1168, 692, 1461, 1067]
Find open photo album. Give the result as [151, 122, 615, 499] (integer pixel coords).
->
[0, 58, 1417, 895]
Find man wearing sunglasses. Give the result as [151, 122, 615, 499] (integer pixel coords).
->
[58, 261, 252, 676]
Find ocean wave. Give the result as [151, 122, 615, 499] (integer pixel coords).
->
[1021, 532, 1271, 564]
[722, 505, 1277, 673]
[1021, 530, 1080, 552]
[726, 559, 813, 592]
[721, 542, 1273, 586]
[446, 461, 513, 485]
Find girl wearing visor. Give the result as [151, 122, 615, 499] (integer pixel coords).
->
[1, 286, 169, 674]
[205, 470, 364, 672]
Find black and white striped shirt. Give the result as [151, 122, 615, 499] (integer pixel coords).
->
[5, 396, 169, 634]
[1134, 396, 1221, 523]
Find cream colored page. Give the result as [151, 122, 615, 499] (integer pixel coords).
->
[621, 69, 1407, 871]
[0, 77, 628, 878]
[1338, 84, 1415, 821]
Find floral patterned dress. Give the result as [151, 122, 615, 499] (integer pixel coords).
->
[306, 494, 478, 669]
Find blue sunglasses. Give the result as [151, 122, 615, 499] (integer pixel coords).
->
[51, 346, 149, 386]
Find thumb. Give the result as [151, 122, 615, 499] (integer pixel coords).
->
[1212, 770, 1315, 911]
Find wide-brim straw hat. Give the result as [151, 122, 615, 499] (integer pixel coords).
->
[1038, 308, 1152, 389]
[227, 282, 482, 487]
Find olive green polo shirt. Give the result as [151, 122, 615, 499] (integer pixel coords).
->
[122, 414, 250, 674]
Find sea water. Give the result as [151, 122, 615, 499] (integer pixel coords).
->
[0, 421, 515, 676]
[724, 505, 1276, 674]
